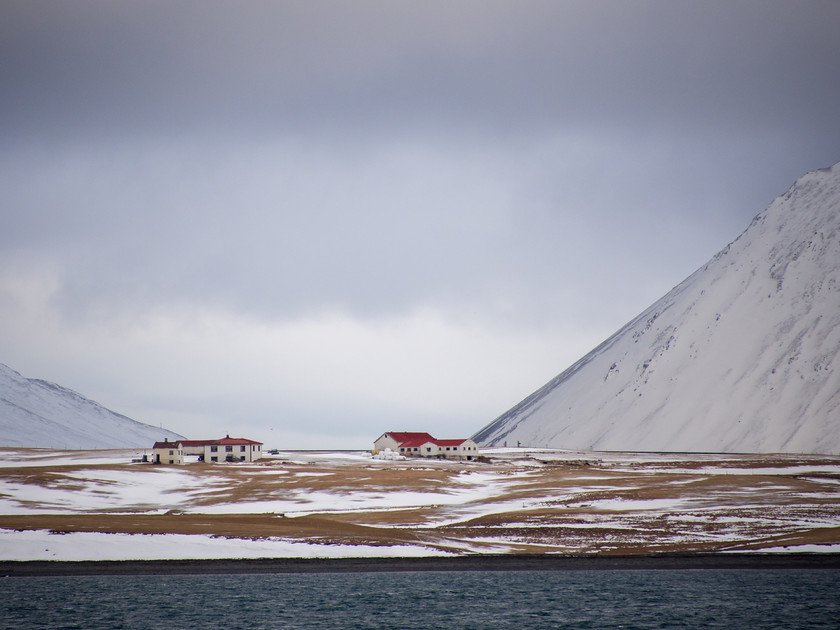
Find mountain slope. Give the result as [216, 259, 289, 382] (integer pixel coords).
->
[473, 163, 840, 454]
[0, 363, 184, 448]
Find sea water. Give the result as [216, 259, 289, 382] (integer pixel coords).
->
[2, 570, 838, 629]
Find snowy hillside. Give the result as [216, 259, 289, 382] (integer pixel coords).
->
[0, 363, 184, 448]
[473, 163, 840, 454]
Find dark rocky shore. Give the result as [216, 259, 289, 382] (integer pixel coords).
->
[3, 553, 840, 577]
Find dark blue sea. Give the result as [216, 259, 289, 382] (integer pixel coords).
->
[2, 570, 838, 629]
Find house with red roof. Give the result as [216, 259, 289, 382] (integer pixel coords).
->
[373, 431, 478, 460]
[152, 435, 263, 464]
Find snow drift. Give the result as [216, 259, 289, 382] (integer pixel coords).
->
[0, 363, 184, 448]
[473, 163, 840, 454]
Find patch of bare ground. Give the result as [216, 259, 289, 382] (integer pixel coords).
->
[183, 463, 460, 506]
[0, 513, 434, 548]
[1, 450, 838, 554]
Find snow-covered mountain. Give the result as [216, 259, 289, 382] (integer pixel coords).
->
[473, 163, 840, 454]
[0, 363, 184, 448]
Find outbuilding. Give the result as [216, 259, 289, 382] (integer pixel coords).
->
[151, 440, 184, 465]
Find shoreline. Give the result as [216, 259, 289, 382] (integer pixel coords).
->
[3, 553, 840, 577]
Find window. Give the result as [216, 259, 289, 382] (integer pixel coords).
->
[225, 445, 233, 452]
[169, 450, 174, 455]
[240, 456, 245, 461]
[240, 445, 246, 452]
[210, 445, 218, 452]
[426, 447, 431, 452]
[168, 460, 174, 464]
[211, 456, 217, 462]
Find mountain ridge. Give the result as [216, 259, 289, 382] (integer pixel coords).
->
[0, 362, 184, 448]
[473, 163, 840, 454]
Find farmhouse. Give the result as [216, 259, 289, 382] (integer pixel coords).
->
[373, 431, 479, 460]
[151, 440, 184, 465]
[152, 435, 263, 464]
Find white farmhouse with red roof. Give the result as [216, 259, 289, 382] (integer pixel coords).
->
[152, 435, 263, 464]
[373, 431, 479, 461]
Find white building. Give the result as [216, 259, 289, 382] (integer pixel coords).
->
[373, 432, 479, 460]
[152, 436, 263, 464]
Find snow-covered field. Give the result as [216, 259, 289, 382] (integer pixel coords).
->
[1, 448, 838, 560]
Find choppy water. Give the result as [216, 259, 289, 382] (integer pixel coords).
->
[2, 569, 838, 629]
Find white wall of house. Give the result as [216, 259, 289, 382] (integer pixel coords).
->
[396, 439, 479, 460]
[156, 440, 262, 464]
[204, 444, 222, 463]
[203, 443, 262, 463]
[374, 434, 400, 452]
[152, 444, 183, 465]
[396, 443, 427, 456]
[437, 444, 459, 458]
[458, 439, 479, 460]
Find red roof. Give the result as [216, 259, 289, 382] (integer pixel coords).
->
[180, 437, 263, 447]
[384, 432, 435, 444]
[216, 436, 262, 445]
[398, 437, 438, 447]
[180, 440, 214, 447]
[382, 432, 470, 448]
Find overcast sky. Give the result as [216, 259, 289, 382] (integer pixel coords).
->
[2, 1, 839, 449]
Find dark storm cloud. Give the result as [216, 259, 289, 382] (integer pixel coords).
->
[3, 1, 839, 140]
[2, 0, 840, 327]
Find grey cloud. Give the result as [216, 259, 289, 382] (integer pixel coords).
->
[0, 130, 784, 332]
[3, 1, 839, 141]
[2, 0, 840, 331]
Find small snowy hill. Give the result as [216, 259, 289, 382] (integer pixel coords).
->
[0, 363, 184, 448]
[473, 163, 840, 454]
